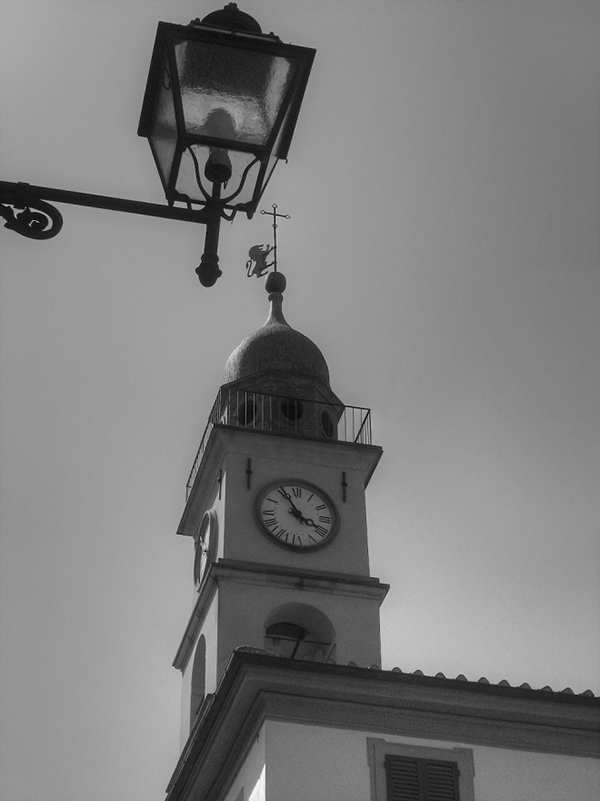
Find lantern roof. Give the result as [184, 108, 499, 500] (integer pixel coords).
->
[195, 4, 264, 35]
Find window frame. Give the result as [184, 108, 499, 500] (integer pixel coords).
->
[367, 738, 475, 801]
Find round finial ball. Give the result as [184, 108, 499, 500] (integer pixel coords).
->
[265, 271, 286, 294]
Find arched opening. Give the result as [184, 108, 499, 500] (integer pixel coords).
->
[320, 409, 335, 438]
[264, 603, 336, 662]
[190, 635, 206, 721]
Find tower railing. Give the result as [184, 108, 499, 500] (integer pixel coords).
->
[185, 389, 372, 499]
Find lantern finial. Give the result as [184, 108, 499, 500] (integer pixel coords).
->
[197, 4, 262, 34]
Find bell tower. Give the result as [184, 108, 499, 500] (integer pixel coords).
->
[173, 272, 387, 745]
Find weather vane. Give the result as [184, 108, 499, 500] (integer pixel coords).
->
[245, 204, 290, 278]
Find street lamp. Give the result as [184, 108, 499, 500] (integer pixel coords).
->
[0, 4, 315, 287]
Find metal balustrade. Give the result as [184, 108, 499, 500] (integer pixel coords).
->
[264, 634, 334, 662]
[185, 389, 372, 499]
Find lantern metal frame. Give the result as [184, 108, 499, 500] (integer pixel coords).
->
[138, 19, 315, 216]
[0, 4, 315, 287]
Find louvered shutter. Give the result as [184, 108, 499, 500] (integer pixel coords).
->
[385, 755, 460, 801]
[386, 757, 420, 801]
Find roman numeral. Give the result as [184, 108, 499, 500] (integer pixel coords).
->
[265, 518, 278, 528]
[318, 515, 331, 524]
[266, 497, 279, 504]
[315, 504, 327, 511]
[292, 487, 302, 498]
[315, 525, 327, 537]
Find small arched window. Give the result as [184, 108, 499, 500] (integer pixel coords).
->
[280, 398, 304, 422]
[320, 410, 335, 438]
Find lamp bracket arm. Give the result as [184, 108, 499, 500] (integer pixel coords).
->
[0, 181, 212, 234]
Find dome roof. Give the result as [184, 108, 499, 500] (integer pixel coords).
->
[223, 276, 330, 387]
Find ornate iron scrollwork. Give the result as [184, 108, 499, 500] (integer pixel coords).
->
[0, 178, 220, 285]
[0, 186, 63, 240]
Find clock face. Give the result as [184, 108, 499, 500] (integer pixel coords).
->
[194, 509, 218, 588]
[257, 480, 338, 550]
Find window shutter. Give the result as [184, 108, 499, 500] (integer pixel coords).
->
[385, 755, 460, 801]
[424, 760, 459, 800]
[385, 756, 420, 801]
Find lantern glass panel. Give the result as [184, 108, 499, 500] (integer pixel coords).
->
[174, 39, 294, 149]
[147, 50, 178, 189]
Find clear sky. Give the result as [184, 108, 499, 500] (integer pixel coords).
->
[1, 1, 599, 800]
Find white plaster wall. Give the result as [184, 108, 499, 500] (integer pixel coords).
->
[265, 722, 371, 801]
[470, 744, 600, 801]
[222, 722, 266, 801]
[262, 721, 600, 801]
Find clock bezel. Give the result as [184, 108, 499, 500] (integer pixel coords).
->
[193, 508, 218, 588]
[255, 479, 339, 551]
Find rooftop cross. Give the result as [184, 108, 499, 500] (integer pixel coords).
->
[261, 204, 290, 273]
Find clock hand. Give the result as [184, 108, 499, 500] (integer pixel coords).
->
[279, 488, 303, 517]
[290, 513, 314, 526]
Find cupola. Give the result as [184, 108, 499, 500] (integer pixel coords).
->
[219, 272, 344, 440]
